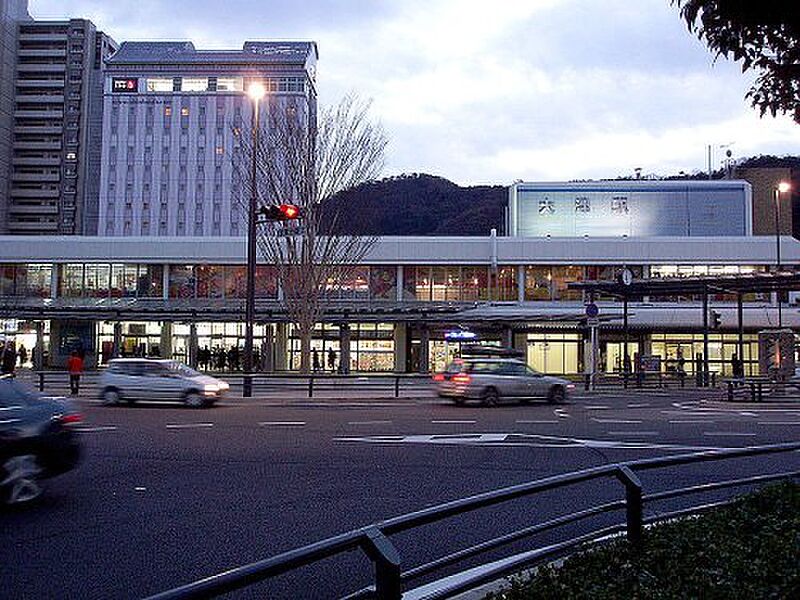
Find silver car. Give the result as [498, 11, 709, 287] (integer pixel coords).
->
[435, 358, 574, 406]
[99, 359, 229, 408]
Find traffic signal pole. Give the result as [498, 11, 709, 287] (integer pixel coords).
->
[243, 93, 260, 398]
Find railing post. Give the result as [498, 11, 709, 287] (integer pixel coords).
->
[584, 373, 590, 391]
[616, 465, 643, 547]
[38, 371, 45, 392]
[711, 372, 716, 387]
[727, 381, 733, 402]
[308, 376, 314, 398]
[394, 376, 400, 398]
[243, 374, 252, 398]
[362, 527, 402, 600]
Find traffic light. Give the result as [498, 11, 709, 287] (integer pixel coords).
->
[710, 310, 721, 329]
[260, 204, 302, 221]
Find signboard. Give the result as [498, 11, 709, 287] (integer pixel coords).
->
[585, 302, 599, 318]
[445, 329, 477, 341]
[112, 77, 138, 93]
[639, 355, 661, 372]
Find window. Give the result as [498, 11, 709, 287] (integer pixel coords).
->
[164, 106, 172, 117]
[216, 77, 242, 91]
[215, 147, 224, 155]
[180, 107, 190, 117]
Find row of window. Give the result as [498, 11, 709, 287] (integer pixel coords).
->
[0, 263, 777, 302]
[137, 76, 307, 94]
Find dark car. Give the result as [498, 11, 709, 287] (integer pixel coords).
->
[0, 376, 82, 505]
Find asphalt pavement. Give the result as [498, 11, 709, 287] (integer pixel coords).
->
[2, 388, 799, 599]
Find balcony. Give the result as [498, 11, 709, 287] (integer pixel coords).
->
[12, 156, 61, 166]
[14, 109, 63, 119]
[8, 220, 59, 233]
[18, 48, 67, 58]
[14, 125, 62, 135]
[12, 171, 60, 183]
[16, 79, 65, 88]
[15, 93, 65, 103]
[8, 203, 59, 215]
[14, 140, 62, 151]
[10, 187, 60, 198]
[16, 63, 66, 73]
[18, 32, 68, 43]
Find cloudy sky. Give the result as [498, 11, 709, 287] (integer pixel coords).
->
[32, 0, 799, 185]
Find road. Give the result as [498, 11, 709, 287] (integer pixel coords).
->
[2, 389, 799, 599]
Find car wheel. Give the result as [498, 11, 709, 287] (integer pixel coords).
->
[184, 391, 205, 408]
[548, 385, 565, 404]
[482, 387, 499, 407]
[453, 397, 466, 406]
[101, 388, 121, 406]
[1, 455, 43, 505]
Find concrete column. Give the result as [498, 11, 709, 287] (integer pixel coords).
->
[393, 322, 408, 373]
[339, 323, 351, 374]
[113, 322, 122, 358]
[160, 321, 173, 360]
[419, 326, 431, 374]
[396, 265, 404, 302]
[517, 265, 525, 303]
[274, 322, 288, 371]
[503, 326, 514, 348]
[34, 321, 44, 370]
[261, 324, 274, 372]
[162, 264, 170, 299]
[50, 263, 59, 299]
[513, 332, 528, 355]
[188, 322, 198, 368]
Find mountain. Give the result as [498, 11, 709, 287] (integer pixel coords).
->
[325, 174, 507, 236]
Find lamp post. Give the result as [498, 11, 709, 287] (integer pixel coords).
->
[243, 81, 265, 397]
[774, 181, 791, 328]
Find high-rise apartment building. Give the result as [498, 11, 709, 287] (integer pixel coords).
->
[4, 17, 117, 234]
[0, 0, 30, 233]
[97, 41, 318, 237]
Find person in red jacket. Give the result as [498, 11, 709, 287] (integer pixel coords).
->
[67, 351, 84, 395]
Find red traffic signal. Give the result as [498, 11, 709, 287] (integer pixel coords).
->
[261, 204, 302, 221]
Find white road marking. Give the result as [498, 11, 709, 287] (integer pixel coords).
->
[335, 432, 729, 452]
[75, 425, 118, 433]
[669, 420, 715, 424]
[134, 487, 147, 492]
[592, 418, 643, 424]
[554, 409, 570, 419]
[258, 421, 306, 426]
[166, 423, 214, 429]
[703, 431, 757, 437]
[431, 420, 476, 425]
[586, 405, 610, 410]
[757, 421, 800, 426]
[626, 403, 651, 409]
[607, 431, 659, 436]
[738, 411, 758, 417]
[516, 419, 559, 424]
[347, 420, 392, 426]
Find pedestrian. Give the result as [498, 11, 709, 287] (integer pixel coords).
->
[1, 341, 14, 375]
[67, 350, 84, 395]
[327, 348, 336, 372]
[312, 349, 321, 372]
[18, 343, 27, 367]
[731, 353, 744, 379]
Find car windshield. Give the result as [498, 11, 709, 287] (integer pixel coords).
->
[167, 362, 200, 378]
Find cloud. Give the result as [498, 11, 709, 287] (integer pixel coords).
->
[29, 0, 800, 185]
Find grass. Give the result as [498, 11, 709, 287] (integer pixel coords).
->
[485, 482, 800, 600]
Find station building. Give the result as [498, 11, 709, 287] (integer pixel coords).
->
[2, 192, 799, 377]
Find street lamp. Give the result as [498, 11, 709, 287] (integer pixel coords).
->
[243, 81, 266, 397]
[774, 180, 791, 328]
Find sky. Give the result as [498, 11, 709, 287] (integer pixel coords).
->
[32, 0, 799, 185]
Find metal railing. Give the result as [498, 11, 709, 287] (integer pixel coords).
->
[21, 370, 435, 399]
[145, 442, 800, 600]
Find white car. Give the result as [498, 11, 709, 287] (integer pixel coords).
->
[99, 359, 229, 408]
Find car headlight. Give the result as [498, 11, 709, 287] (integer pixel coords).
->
[203, 384, 220, 395]
[218, 381, 230, 391]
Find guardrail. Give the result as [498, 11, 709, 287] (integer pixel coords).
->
[22, 370, 436, 399]
[144, 442, 800, 600]
[586, 370, 716, 390]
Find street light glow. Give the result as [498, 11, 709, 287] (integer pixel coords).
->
[777, 181, 791, 194]
[247, 81, 266, 101]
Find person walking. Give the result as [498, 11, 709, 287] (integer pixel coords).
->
[18, 344, 27, 367]
[327, 348, 337, 372]
[67, 351, 84, 395]
[312, 349, 321, 372]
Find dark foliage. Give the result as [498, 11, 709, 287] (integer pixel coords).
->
[673, 1, 800, 122]
[322, 173, 507, 236]
[486, 481, 800, 599]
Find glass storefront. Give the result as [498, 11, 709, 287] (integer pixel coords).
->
[527, 332, 582, 374]
[650, 332, 760, 377]
[288, 322, 395, 372]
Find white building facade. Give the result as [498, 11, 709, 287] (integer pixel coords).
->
[97, 41, 317, 237]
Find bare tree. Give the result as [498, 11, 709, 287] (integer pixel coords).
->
[236, 93, 388, 373]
